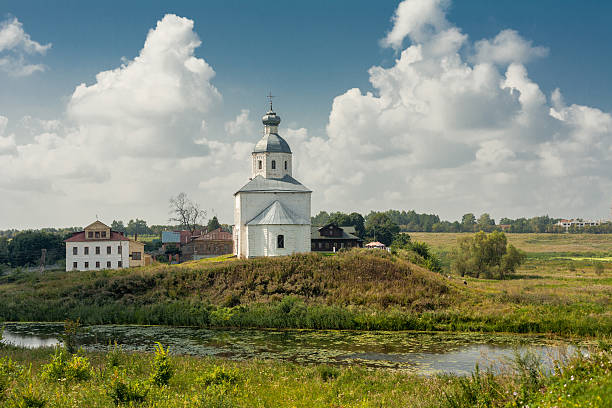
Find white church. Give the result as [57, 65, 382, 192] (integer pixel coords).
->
[233, 103, 311, 258]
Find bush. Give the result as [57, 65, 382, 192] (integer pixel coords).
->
[316, 365, 340, 382]
[453, 231, 525, 279]
[150, 343, 173, 386]
[594, 261, 605, 276]
[0, 357, 24, 399]
[107, 370, 148, 405]
[199, 365, 240, 387]
[11, 384, 46, 408]
[41, 347, 91, 382]
[106, 341, 125, 369]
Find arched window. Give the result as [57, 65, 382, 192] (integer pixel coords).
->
[284, 161, 287, 170]
[271, 160, 276, 169]
[277, 234, 284, 248]
[258, 160, 262, 169]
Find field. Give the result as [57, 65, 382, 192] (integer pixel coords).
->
[0, 236, 611, 336]
[0, 342, 610, 408]
[409, 232, 612, 255]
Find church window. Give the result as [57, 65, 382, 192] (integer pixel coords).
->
[284, 161, 287, 170]
[258, 160, 262, 169]
[271, 160, 276, 169]
[277, 234, 284, 248]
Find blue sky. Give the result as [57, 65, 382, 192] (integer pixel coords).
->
[1, 0, 612, 228]
[3, 0, 611, 133]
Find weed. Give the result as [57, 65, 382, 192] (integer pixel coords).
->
[12, 383, 46, 408]
[150, 343, 173, 386]
[107, 370, 148, 405]
[594, 261, 605, 275]
[199, 365, 240, 387]
[106, 341, 125, 369]
[316, 365, 340, 382]
[41, 347, 91, 382]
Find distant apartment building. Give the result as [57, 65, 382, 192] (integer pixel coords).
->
[64, 220, 147, 271]
[555, 219, 601, 231]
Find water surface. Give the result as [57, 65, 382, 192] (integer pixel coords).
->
[1, 323, 583, 375]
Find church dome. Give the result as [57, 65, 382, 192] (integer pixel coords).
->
[253, 133, 292, 153]
[262, 110, 281, 126]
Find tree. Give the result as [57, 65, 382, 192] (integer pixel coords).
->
[207, 216, 221, 232]
[126, 219, 152, 236]
[461, 213, 476, 232]
[111, 220, 126, 233]
[328, 212, 351, 227]
[453, 231, 524, 279]
[311, 211, 330, 226]
[169, 193, 206, 233]
[348, 212, 366, 238]
[365, 213, 400, 246]
[477, 213, 495, 232]
[7, 231, 65, 267]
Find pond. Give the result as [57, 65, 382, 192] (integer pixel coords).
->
[1, 323, 585, 375]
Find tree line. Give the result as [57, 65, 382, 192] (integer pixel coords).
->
[312, 210, 612, 234]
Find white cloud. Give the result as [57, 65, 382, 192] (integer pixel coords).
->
[381, 0, 450, 49]
[293, 0, 612, 220]
[3, 3, 612, 228]
[0, 17, 51, 76]
[473, 29, 548, 65]
[224, 109, 255, 138]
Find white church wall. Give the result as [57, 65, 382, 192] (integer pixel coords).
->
[245, 224, 309, 258]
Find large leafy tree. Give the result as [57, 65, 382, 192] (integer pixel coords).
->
[453, 231, 525, 279]
[7, 231, 65, 267]
[126, 219, 152, 236]
[365, 213, 400, 246]
[461, 213, 476, 232]
[111, 220, 126, 233]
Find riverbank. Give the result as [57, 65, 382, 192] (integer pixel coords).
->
[0, 343, 610, 407]
[0, 249, 610, 336]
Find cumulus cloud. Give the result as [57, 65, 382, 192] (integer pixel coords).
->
[3, 2, 612, 228]
[0, 14, 238, 227]
[473, 29, 548, 65]
[293, 0, 612, 220]
[0, 17, 51, 76]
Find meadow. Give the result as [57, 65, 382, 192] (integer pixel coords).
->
[0, 236, 610, 336]
[0, 341, 610, 407]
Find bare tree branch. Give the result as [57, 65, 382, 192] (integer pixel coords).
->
[169, 192, 206, 233]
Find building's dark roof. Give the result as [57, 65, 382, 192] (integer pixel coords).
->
[253, 133, 292, 153]
[310, 226, 363, 241]
[65, 231, 129, 242]
[235, 175, 311, 194]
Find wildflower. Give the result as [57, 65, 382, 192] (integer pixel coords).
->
[570, 375, 574, 381]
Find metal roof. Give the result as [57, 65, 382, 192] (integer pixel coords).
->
[235, 175, 311, 194]
[310, 226, 363, 241]
[253, 133, 292, 153]
[247, 200, 310, 225]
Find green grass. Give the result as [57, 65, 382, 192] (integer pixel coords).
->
[0, 247, 611, 336]
[0, 344, 610, 407]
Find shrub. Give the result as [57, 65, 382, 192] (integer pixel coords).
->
[150, 343, 173, 386]
[106, 341, 125, 369]
[594, 261, 605, 276]
[41, 347, 91, 382]
[62, 318, 82, 354]
[107, 370, 148, 405]
[12, 383, 46, 408]
[0, 357, 24, 399]
[316, 365, 340, 382]
[199, 366, 240, 387]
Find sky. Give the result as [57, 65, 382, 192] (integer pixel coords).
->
[1, 0, 611, 229]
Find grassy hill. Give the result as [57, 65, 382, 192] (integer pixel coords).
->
[1, 248, 610, 335]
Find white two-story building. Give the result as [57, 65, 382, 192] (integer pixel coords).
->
[64, 220, 145, 271]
